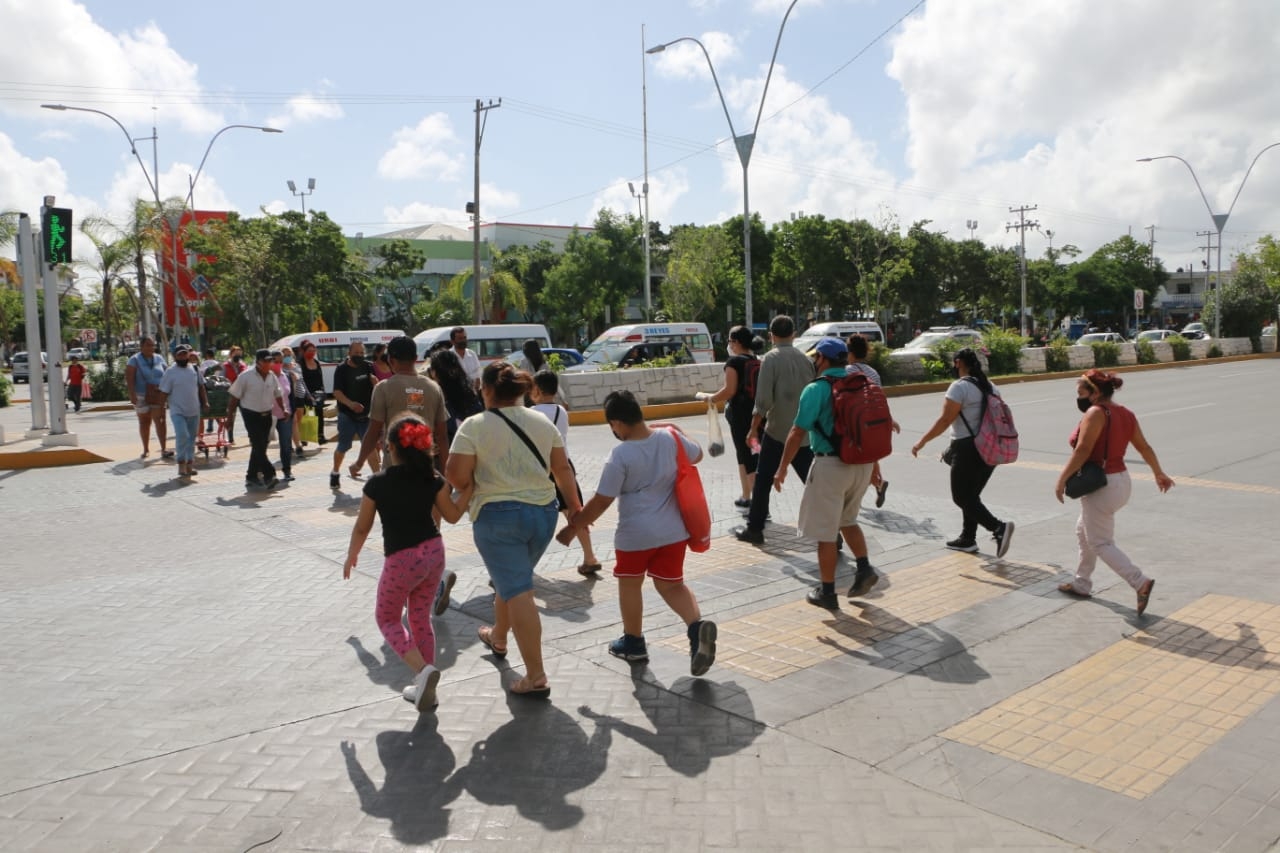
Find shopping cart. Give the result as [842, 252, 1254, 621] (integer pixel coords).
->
[197, 386, 233, 459]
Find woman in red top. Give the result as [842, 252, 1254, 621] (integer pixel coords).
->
[1054, 370, 1174, 614]
[65, 355, 87, 413]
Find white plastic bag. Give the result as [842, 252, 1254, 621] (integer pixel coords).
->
[706, 402, 725, 457]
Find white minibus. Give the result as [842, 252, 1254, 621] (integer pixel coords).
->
[269, 329, 404, 393]
[413, 323, 552, 364]
[571, 323, 714, 371]
[793, 321, 884, 355]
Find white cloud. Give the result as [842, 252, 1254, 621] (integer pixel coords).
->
[377, 113, 465, 181]
[266, 91, 344, 130]
[262, 199, 289, 216]
[588, 169, 692, 228]
[883, 0, 1280, 258]
[382, 201, 472, 228]
[0, 0, 222, 132]
[647, 31, 739, 83]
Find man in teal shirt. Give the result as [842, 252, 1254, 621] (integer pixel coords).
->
[774, 337, 878, 608]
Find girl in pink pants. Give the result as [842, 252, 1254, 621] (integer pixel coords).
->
[344, 414, 471, 712]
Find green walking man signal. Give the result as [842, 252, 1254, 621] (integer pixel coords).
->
[41, 206, 72, 265]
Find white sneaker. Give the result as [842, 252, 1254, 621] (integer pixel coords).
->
[402, 665, 441, 712]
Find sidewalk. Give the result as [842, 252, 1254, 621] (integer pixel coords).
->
[1, 364, 1278, 851]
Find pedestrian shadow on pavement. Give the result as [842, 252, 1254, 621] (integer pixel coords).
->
[341, 716, 460, 845]
[448, 694, 610, 830]
[816, 603, 991, 684]
[328, 491, 363, 517]
[861, 508, 944, 540]
[141, 478, 188, 497]
[578, 668, 763, 777]
[214, 490, 276, 508]
[347, 623, 463, 693]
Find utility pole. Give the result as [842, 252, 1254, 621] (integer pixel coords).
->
[639, 23, 653, 319]
[1144, 224, 1156, 267]
[471, 98, 501, 324]
[1006, 204, 1039, 336]
[1197, 230, 1216, 322]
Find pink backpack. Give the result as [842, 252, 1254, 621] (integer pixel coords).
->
[960, 379, 1019, 466]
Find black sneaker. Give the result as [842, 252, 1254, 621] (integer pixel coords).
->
[847, 568, 879, 598]
[608, 634, 649, 662]
[805, 585, 839, 609]
[875, 480, 889, 508]
[732, 525, 764, 545]
[434, 570, 457, 616]
[329, 472, 340, 489]
[244, 479, 259, 490]
[733, 497, 751, 509]
[263, 476, 279, 490]
[993, 521, 1014, 559]
[946, 537, 979, 553]
[688, 620, 717, 676]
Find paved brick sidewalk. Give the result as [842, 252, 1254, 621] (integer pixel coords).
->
[2, 375, 1279, 851]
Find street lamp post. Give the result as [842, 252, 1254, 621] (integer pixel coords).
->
[287, 177, 316, 214]
[647, 0, 800, 330]
[628, 181, 650, 317]
[1138, 143, 1280, 339]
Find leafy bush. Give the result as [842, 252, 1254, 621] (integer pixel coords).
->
[1135, 339, 1157, 364]
[1091, 341, 1120, 368]
[1168, 334, 1191, 362]
[982, 328, 1027, 375]
[545, 353, 565, 374]
[0, 372, 10, 408]
[1044, 338, 1071, 372]
[867, 341, 894, 385]
[1207, 343, 1223, 359]
[89, 361, 129, 401]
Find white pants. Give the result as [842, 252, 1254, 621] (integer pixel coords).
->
[1072, 469, 1150, 594]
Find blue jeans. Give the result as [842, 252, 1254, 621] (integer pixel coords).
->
[275, 417, 294, 475]
[472, 500, 557, 600]
[171, 414, 198, 463]
[335, 410, 370, 453]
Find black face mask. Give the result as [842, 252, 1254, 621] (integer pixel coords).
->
[1076, 397, 1092, 413]
[233, 355, 243, 363]
[175, 359, 189, 367]
[949, 366, 960, 379]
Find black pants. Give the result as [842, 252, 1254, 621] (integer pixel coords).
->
[240, 409, 276, 483]
[948, 437, 1000, 539]
[311, 393, 327, 441]
[745, 431, 813, 531]
[66, 384, 82, 412]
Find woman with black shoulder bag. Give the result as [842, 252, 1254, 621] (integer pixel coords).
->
[1054, 369, 1174, 615]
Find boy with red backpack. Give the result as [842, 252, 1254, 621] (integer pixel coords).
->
[774, 337, 893, 609]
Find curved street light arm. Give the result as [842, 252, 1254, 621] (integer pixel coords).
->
[41, 103, 159, 201]
[651, 37, 740, 141]
[1138, 154, 1217, 225]
[1225, 141, 1280, 220]
[185, 124, 282, 210]
[752, 0, 801, 136]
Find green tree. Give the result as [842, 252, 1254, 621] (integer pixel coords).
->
[768, 214, 849, 322]
[660, 224, 736, 324]
[368, 239, 427, 332]
[415, 274, 472, 328]
[496, 240, 560, 323]
[542, 211, 641, 339]
[1202, 262, 1275, 338]
[78, 215, 137, 369]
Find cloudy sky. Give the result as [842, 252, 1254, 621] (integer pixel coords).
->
[2, 0, 1278, 273]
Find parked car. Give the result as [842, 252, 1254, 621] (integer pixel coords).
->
[1180, 322, 1210, 340]
[1077, 332, 1127, 345]
[900, 326, 984, 351]
[543, 347, 584, 367]
[11, 351, 48, 383]
[1263, 324, 1277, 339]
[66, 347, 90, 361]
[1136, 329, 1177, 343]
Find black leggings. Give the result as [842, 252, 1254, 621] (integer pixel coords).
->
[948, 437, 1001, 539]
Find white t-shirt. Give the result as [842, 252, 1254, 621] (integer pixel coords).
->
[946, 377, 995, 439]
[452, 406, 564, 518]
[596, 429, 702, 551]
[457, 348, 481, 385]
[532, 402, 569, 446]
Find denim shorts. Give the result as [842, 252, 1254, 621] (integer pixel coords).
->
[335, 410, 370, 453]
[472, 500, 558, 600]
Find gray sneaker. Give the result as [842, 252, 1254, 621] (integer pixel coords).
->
[689, 620, 717, 677]
[994, 521, 1015, 559]
[434, 570, 457, 616]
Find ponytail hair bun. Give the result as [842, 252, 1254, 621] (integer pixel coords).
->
[1082, 369, 1123, 396]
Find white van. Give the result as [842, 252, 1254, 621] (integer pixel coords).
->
[414, 323, 552, 364]
[571, 323, 714, 371]
[269, 329, 404, 393]
[793, 321, 884, 355]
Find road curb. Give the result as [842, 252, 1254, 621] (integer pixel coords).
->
[0, 447, 110, 469]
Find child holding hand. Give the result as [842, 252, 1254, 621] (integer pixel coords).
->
[344, 413, 471, 712]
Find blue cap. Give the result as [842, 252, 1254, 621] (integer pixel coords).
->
[814, 337, 848, 360]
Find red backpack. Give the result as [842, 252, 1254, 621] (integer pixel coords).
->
[813, 373, 894, 464]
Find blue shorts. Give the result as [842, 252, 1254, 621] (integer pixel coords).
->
[472, 500, 557, 600]
[335, 410, 370, 453]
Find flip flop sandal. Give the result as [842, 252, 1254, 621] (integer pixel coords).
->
[477, 626, 507, 658]
[577, 563, 603, 577]
[509, 676, 550, 699]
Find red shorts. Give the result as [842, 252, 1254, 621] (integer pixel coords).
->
[613, 540, 688, 582]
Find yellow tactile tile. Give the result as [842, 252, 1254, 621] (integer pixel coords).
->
[943, 594, 1280, 799]
[1010, 459, 1280, 496]
[659, 552, 1055, 681]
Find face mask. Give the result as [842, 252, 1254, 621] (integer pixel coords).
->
[271, 363, 283, 374]
[283, 356, 294, 365]
[611, 428, 623, 442]
[233, 355, 243, 363]
[1076, 397, 1092, 413]
[175, 358, 189, 367]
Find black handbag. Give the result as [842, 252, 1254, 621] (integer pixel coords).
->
[940, 444, 957, 466]
[1064, 409, 1110, 499]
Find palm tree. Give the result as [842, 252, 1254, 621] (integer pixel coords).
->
[79, 216, 137, 370]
